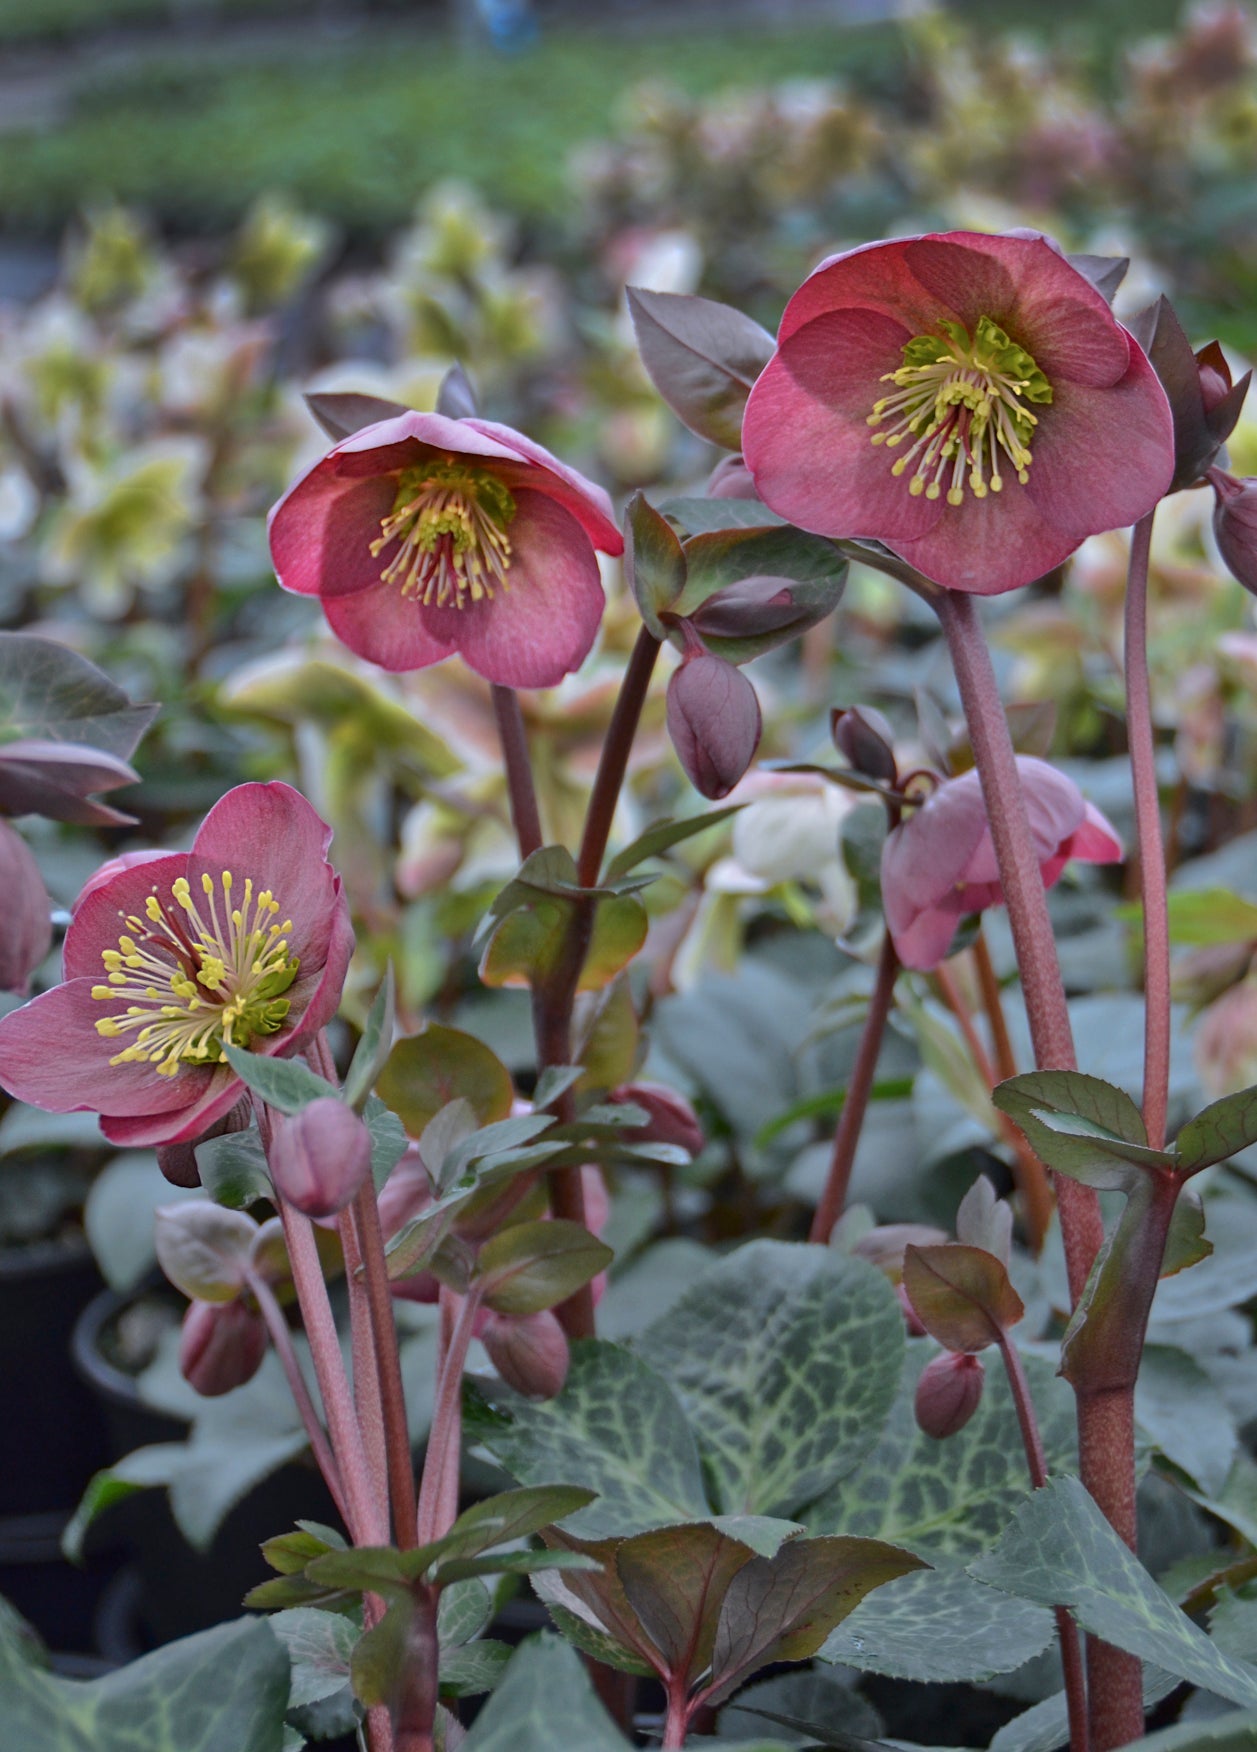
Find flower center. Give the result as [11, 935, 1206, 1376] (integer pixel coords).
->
[91, 872, 300, 1078]
[369, 460, 516, 608]
[867, 315, 1053, 506]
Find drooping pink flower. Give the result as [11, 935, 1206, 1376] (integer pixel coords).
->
[0, 782, 353, 1147]
[880, 756, 1122, 969]
[268, 410, 623, 688]
[742, 231, 1175, 593]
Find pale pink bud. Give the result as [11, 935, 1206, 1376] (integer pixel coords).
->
[270, 1098, 372, 1218]
[179, 1298, 267, 1397]
[480, 1309, 570, 1399]
[0, 821, 51, 994]
[914, 1351, 984, 1439]
[666, 649, 762, 800]
[608, 1082, 704, 1157]
[705, 455, 758, 500]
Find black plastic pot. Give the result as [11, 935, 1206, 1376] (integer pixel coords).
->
[72, 1285, 339, 1647]
[0, 1234, 109, 1514]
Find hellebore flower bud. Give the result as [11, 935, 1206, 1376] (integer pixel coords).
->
[832, 705, 898, 785]
[480, 1308, 570, 1399]
[269, 1097, 372, 1218]
[608, 1081, 705, 1157]
[914, 1350, 984, 1439]
[689, 577, 806, 642]
[705, 455, 759, 500]
[0, 821, 51, 994]
[666, 644, 762, 800]
[179, 1298, 268, 1397]
[1129, 299, 1250, 490]
[157, 1095, 253, 1191]
[1209, 469, 1257, 595]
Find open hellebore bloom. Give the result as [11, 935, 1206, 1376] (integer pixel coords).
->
[881, 756, 1122, 969]
[268, 409, 623, 687]
[0, 783, 353, 1147]
[742, 231, 1175, 592]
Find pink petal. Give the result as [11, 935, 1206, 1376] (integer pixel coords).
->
[880, 782, 988, 937]
[885, 470, 1093, 594]
[900, 236, 1017, 333]
[188, 783, 351, 982]
[270, 468, 398, 600]
[1064, 802, 1124, 865]
[323, 574, 458, 672]
[327, 410, 525, 477]
[100, 1072, 246, 1147]
[64, 852, 189, 981]
[417, 489, 606, 688]
[955, 758, 1083, 885]
[777, 236, 957, 345]
[892, 896, 969, 971]
[0, 979, 217, 1119]
[281, 881, 356, 1045]
[1025, 350, 1174, 537]
[743, 310, 944, 543]
[462, 419, 623, 552]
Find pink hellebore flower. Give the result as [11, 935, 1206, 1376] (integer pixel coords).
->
[881, 756, 1122, 970]
[0, 782, 353, 1148]
[268, 410, 624, 688]
[742, 231, 1175, 593]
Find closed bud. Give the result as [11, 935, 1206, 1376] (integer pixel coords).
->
[157, 1095, 252, 1190]
[690, 577, 805, 642]
[832, 706, 898, 784]
[608, 1081, 704, 1157]
[896, 1282, 927, 1338]
[480, 1308, 570, 1399]
[705, 455, 758, 500]
[666, 647, 762, 800]
[0, 821, 51, 994]
[270, 1097, 372, 1218]
[914, 1350, 984, 1439]
[1210, 469, 1257, 594]
[179, 1298, 267, 1397]
[1130, 299, 1250, 490]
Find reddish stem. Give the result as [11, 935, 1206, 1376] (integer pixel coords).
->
[491, 683, 544, 860]
[338, 1200, 390, 1538]
[577, 625, 661, 888]
[352, 1181, 419, 1548]
[415, 1284, 483, 1548]
[662, 1677, 691, 1750]
[247, 1268, 348, 1525]
[1124, 511, 1170, 1150]
[809, 931, 899, 1244]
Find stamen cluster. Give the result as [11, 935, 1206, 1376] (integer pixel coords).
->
[91, 871, 299, 1077]
[370, 461, 516, 608]
[867, 315, 1053, 506]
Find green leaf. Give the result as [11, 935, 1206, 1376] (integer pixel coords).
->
[718, 1670, 883, 1747]
[261, 1524, 345, 1575]
[437, 1577, 492, 1649]
[364, 1094, 408, 1191]
[806, 1346, 1077, 1561]
[990, 1667, 1181, 1752]
[221, 1046, 338, 1116]
[532, 1064, 583, 1111]
[306, 1544, 433, 1597]
[62, 1468, 153, 1563]
[0, 1613, 290, 1752]
[460, 1634, 633, 1751]
[626, 286, 774, 450]
[268, 1609, 356, 1710]
[993, 1071, 1173, 1188]
[464, 1341, 711, 1536]
[968, 1476, 1257, 1706]
[343, 967, 395, 1111]
[376, 1025, 514, 1137]
[439, 1485, 599, 1562]
[706, 1535, 926, 1708]
[1164, 888, 1257, 946]
[350, 1595, 431, 1713]
[430, 1549, 601, 1586]
[624, 491, 687, 636]
[438, 1640, 512, 1698]
[479, 890, 648, 994]
[638, 1241, 904, 1517]
[1137, 1345, 1238, 1496]
[196, 1128, 272, 1210]
[153, 1201, 255, 1302]
[1120, 1707, 1257, 1752]
[660, 496, 787, 533]
[0, 632, 156, 761]
[820, 1566, 1054, 1682]
[604, 805, 741, 882]
[1176, 1088, 1257, 1176]
[902, 1243, 1024, 1353]
[478, 1219, 614, 1316]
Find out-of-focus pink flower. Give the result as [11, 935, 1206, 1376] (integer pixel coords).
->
[179, 1297, 268, 1397]
[1208, 468, 1257, 594]
[0, 821, 51, 994]
[743, 230, 1174, 592]
[0, 783, 353, 1147]
[607, 1081, 704, 1157]
[881, 756, 1122, 969]
[268, 409, 623, 688]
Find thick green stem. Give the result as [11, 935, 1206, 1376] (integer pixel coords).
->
[1124, 511, 1170, 1150]
[809, 930, 899, 1243]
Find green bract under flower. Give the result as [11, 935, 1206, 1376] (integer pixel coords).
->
[92, 871, 300, 1077]
[869, 316, 1053, 506]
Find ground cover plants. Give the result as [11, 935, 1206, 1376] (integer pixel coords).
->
[8, 6, 1257, 1752]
